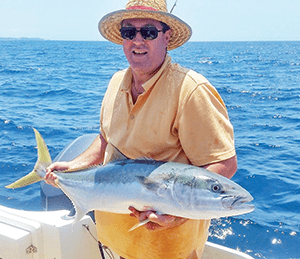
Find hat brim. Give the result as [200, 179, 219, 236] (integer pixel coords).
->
[98, 9, 192, 50]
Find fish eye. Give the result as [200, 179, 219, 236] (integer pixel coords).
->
[211, 184, 222, 193]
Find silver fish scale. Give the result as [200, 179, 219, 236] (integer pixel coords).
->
[93, 159, 165, 184]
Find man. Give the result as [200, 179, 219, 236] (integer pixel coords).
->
[46, 0, 237, 258]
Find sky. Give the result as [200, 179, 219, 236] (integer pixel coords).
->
[0, 0, 300, 42]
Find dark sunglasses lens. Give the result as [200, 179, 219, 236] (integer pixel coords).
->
[120, 27, 160, 40]
[140, 27, 159, 40]
[120, 27, 137, 40]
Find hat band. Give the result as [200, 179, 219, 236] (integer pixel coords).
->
[126, 6, 159, 11]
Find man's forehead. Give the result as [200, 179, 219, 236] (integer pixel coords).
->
[122, 18, 161, 27]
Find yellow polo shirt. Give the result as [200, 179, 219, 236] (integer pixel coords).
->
[96, 55, 235, 259]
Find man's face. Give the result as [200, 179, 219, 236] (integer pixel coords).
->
[122, 18, 171, 77]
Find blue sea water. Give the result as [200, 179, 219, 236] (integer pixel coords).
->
[1, 40, 300, 258]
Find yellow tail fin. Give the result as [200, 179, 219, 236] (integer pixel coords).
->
[5, 128, 52, 189]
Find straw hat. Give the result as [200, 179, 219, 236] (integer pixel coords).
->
[98, 0, 192, 50]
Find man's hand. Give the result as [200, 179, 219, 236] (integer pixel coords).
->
[44, 134, 107, 188]
[45, 161, 72, 188]
[129, 206, 188, 232]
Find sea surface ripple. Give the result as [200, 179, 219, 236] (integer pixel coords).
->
[1, 40, 300, 258]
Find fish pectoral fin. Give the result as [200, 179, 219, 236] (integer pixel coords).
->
[136, 176, 167, 193]
[128, 219, 150, 232]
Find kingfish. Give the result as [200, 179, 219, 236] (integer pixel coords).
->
[6, 129, 254, 228]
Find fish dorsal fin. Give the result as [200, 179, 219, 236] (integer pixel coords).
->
[103, 143, 128, 165]
[135, 157, 154, 161]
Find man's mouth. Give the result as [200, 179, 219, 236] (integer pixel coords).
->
[133, 50, 147, 55]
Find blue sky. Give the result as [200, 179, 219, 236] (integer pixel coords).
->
[1, 0, 299, 42]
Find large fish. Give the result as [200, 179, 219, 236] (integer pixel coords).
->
[6, 129, 254, 228]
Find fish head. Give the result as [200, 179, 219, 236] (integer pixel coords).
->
[168, 164, 254, 219]
[192, 171, 255, 218]
[205, 176, 254, 216]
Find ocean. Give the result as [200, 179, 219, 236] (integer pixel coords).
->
[1, 40, 299, 258]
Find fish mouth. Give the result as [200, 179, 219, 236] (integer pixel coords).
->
[222, 195, 254, 212]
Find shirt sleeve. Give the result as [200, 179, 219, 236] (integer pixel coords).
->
[177, 78, 236, 167]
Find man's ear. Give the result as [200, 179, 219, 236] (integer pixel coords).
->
[165, 29, 172, 42]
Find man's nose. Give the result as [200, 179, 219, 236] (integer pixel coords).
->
[132, 31, 145, 44]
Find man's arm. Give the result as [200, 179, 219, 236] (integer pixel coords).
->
[203, 155, 237, 179]
[67, 133, 107, 168]
[45, 134, 107, 186]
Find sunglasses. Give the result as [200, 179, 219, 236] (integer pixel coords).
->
[120, 26, 163, 40]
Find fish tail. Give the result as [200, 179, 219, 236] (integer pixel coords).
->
[5, 128, 52, 189]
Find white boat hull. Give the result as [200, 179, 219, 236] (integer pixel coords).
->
[0, 205, 101, 259]
[0, 205, 253, 259]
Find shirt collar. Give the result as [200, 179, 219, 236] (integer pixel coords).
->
[120, 68, 133, 92]
[143, 55, 172, 92]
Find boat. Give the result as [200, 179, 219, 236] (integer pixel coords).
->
[0, 205, 254, 259]
[0, 133, 254, 259]
[0, 205, 102, 259]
